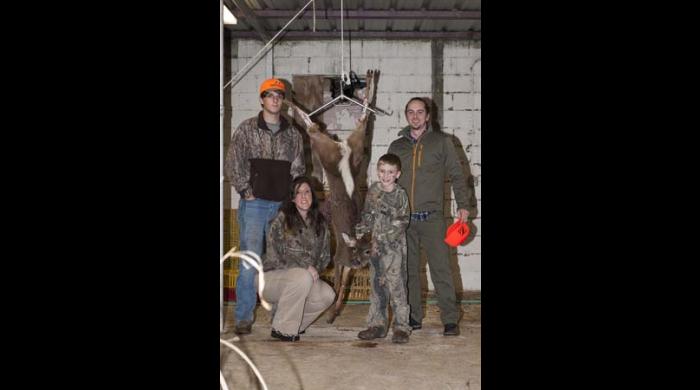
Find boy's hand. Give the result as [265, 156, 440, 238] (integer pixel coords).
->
[370, 241, 379, 257]
[354, 224, 368, 240]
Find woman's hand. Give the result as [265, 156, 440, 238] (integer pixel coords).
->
[307, 265, 319, 282]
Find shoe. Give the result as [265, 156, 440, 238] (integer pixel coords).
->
[443, 323, 460, 336]
[234, 320, 252, 335]
[409, 318, 422, 330]
[391, 330, 409, 344]
[357, 326, 388, 340]
[271, 329, 300, 342]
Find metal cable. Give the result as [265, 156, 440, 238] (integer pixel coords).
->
[223, 0, 316, 90]
[340, 0, 347, 84]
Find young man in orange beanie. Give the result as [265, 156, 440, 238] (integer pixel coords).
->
[224, 78, 305, 335]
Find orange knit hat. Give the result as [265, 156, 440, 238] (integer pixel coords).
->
[259, 78, 286, 95]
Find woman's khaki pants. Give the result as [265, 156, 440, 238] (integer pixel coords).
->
[262, 267, 335, 336]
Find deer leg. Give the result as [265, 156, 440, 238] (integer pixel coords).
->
[327, 266, 353, 323]
[327, 266, 343, 323]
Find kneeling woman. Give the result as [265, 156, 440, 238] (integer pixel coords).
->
[262, 176, 335, 341]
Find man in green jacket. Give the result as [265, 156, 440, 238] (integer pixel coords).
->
[387, 97, 470, 336]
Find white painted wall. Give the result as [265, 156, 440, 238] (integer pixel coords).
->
[227, 39, 481, 291]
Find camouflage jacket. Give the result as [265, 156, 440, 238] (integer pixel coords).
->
[263, 211, 331, 273]
[356, 182, 410, 246]
[224, 112, 305, 199]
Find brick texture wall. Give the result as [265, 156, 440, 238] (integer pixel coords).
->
[226, 39, 481, 291]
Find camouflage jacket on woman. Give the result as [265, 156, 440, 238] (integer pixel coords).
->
[263, 211, 331, 273]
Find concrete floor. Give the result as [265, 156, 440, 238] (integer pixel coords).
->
[220, 301, 481, 390]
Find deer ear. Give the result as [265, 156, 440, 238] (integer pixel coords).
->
[341, 232, 357, 247]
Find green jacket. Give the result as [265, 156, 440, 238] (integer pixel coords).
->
[387, 125, 470, 213]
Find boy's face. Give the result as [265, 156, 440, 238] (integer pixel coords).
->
[377, 162, 400, 189]
[259, 90, 285, 115]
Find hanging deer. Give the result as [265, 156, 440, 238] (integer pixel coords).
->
[287, 69, 380, 323]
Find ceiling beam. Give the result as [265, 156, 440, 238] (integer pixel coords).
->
[227, 30, 480, 40]
[225, 0, 271, 42]
[231, 9, 480, 20]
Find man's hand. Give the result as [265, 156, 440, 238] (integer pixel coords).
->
[241, 188, 255, 200]
[456, 208, 469, 223]
[307, 266, 319, 282]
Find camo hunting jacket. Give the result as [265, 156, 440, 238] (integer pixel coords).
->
[263, 211, 331, 273]
[356, 182, 410, 249]
[224, 112, 305, 199]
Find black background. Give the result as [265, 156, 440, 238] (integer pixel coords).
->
[5, 0, 688, 388]
[8, 1, 221, 388]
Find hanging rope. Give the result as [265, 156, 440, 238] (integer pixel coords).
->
[340, 0, 348, 85]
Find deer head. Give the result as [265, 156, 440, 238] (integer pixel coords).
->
[340, 232, 374, 268]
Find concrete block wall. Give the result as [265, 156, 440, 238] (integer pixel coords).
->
[227, 39, 481, 291]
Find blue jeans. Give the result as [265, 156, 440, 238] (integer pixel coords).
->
[235, 198, 282, 325]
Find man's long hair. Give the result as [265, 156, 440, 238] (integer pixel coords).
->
[281, 176, 326, 237]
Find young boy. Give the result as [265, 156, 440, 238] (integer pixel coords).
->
[355, 153, 411, 343]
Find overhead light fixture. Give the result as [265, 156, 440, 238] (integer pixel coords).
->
[223, 5, 238, 25]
